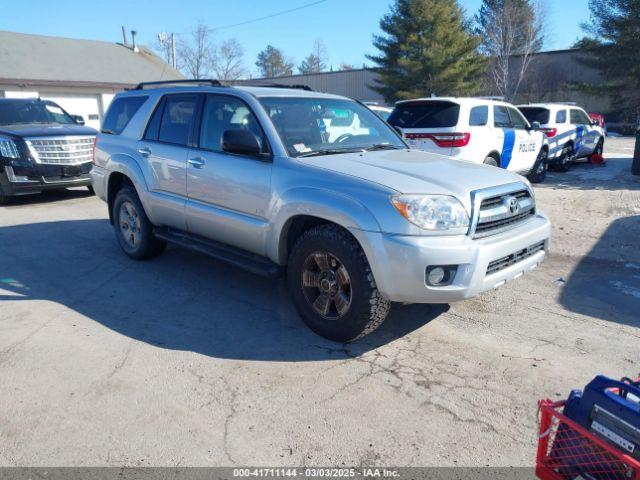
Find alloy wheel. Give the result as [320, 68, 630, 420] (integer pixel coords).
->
[301, 251, 352, 320]
[118, 201, 142, 249]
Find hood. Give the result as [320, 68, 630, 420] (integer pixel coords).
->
[0, 123, 97, 137]
[300, 149, 527, 207]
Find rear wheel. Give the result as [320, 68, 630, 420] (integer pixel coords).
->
[589, 139, 604, 162]
[483, 156, 499, 167]
[555, 143, 574, 172]
[287, 224, 390, 342]
[527, 148, 548, 184]
[112, 187, 166, 260]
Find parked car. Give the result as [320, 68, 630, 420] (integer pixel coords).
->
[364, 103, 393, 121]
[0, 98, 96, 204]
[517, 103, 605, 172]
[387, 97, 548, 183]
[588, 112, 606, 133]
[92, 80, 550, 342]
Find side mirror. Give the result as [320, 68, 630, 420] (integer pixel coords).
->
[72, 115, 85, 125]
[222, 129, 261, 156]
[530, 121, 540, 131]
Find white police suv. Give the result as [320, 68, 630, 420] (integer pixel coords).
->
[387, 97, 548, 183]
[517, 103, 605, 172]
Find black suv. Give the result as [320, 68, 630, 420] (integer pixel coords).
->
[0, 98, 97, 204]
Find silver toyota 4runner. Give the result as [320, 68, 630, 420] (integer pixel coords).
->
[92, 80, 550, 342]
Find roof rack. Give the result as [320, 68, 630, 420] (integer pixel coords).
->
[477, 96, 505, 101]
[537, 102, 577, 106]
[132, 79, 223, 90]
[237, 81, 313, 91]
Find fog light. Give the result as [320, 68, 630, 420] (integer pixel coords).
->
[428, 267, 446, 285]
[425, 265, 457, 286]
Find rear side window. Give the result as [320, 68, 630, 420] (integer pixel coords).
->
[556, 110, 567, 124]
[157, 94, 198, 145]
[387, 101, 460, 128]
[101, 96, 147, 135]
[469, 106, 488, 126]
[493, 106, 511, 128]
[519, 107, 550, 125]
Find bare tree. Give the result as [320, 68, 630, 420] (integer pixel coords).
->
[178, 22, 215, 79]
[212, 39, 246, 80]
[154, 33, 173, 64]
[475, 0, 545, 101]
[298, 38, 328, 74]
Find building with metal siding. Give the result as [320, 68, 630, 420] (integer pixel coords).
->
[242, 49, 614, 113]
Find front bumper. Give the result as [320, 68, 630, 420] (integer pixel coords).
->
[0, 162, 92, 196]
[352, 212, 551, 304]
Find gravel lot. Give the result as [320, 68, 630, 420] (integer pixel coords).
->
[1, 137, 639, 467]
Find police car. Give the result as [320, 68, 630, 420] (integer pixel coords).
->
[387, 97, 548, 183]
[517, 103, 605, 172]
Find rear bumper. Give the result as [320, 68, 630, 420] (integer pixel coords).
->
[351, 212, 551, 304]
[0, 162, 92, 196]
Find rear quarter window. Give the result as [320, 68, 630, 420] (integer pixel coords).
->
[388, 102, 460, 128]
[469, 105, 489, 126]
[556, 110, 567, 123]
[102, 96, 148, 135]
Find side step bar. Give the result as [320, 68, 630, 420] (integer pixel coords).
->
[153, 228, 284, 278]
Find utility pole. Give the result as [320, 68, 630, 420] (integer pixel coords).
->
[171, 33, 177, 69]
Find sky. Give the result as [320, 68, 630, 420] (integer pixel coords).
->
[2, 0, 592, 76]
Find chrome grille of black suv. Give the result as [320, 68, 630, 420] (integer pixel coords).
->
[473, 189, 535, 239]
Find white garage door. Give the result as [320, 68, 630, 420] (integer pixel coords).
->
[40, 94, 101, 130]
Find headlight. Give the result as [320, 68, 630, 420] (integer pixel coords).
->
[0, 136, 20, 159]
[391, 194, 469, 230]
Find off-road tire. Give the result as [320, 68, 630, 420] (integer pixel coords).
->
[287, 224, 391, 342]
[527, 148, 548, 184]
[112, 187, 166, 260]
[483, 156, 499, 167]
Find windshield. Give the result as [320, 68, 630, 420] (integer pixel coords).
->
[519, 107, 550, 125]
[258, 97, 406, 157]
[0, 100, 76, 126]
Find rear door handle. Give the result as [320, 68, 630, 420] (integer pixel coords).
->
[138, 147, 152, 157]
[188, 157, 206, 169]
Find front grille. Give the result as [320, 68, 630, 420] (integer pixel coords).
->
[486, 241, 546, 276]
[473, 188, 535, 239]
[26, 136, 95, 165]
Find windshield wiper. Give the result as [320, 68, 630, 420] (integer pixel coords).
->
[297, 148, 363, 158]
[364, 143, 403, 151]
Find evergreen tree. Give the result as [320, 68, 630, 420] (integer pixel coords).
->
[575, 0, 640, 116]
[255, 45, 294, 78]
[367, 0, 484, 102]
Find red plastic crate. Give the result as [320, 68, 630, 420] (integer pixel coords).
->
[536, 400, 640, 480]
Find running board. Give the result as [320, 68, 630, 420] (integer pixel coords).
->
[153, 228, 284, 278]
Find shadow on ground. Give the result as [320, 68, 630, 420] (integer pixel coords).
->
[559, 215, 640, 327]
[1, 187, 94, 207]
[0, 219, 447, 361]
[540, 157, 640, 191]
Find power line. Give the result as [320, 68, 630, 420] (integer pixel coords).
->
[175, 0, 328, 35]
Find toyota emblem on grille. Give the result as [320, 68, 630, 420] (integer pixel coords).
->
[504, 196, 520, 215]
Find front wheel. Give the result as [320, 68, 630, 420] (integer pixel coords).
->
[287, 224, 391, 342]
[589, 139, 604, 163]
[0, 186, 9, 206]
[527, 149, 548, 184]
[112, 187, 166, 260]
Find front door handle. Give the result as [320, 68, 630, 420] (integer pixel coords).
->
[188, 157, 206, 169]
[138, 147, 152, 157]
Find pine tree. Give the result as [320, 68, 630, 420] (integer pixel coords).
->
[367, 0, 485, 103]
[255, 45, 294, 78]
[575, 0, 640, 116]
